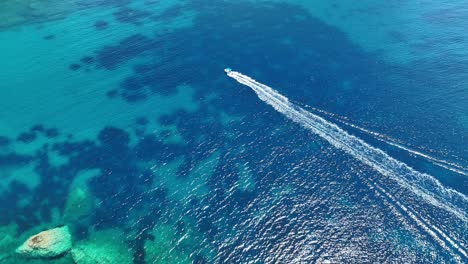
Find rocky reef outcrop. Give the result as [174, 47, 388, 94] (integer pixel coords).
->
[16, 226, 72, 258]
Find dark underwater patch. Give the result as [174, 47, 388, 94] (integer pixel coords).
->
[121, 90, 148, 102]
[113, 7, 151, 25]
[31, 124, 45, 132]
[44, 128, 59, 138]
[121, 76, 144, 91]
[98, 126, 130, 146]
[96, 34, 154, 70]
[17, 132, 36, 143]
[69, 63, 81, 71]
[80, 56, 95, 64]
[135, 116, 148, 126]
[106, 89, 118, 98]
[0, 153, 33, 167]
[0, 136, 10, 147]
[43, 34, 55, 40]
[94, 20, 109, 30]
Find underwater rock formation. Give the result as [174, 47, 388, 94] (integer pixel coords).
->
[63, 186, 95, 223]
[71, 229, 133, 264]
[63, 170, 99, 224]
[0, 224, 18, 261]
[63, 169, 99, 223]
[16, 226, 72, 258]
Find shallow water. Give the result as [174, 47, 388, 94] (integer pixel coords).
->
[0, 0, 467, 263]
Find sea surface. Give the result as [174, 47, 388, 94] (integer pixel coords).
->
[0, 0, 467, 263]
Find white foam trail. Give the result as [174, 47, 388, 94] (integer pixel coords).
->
[308, 108, 468, 176]
[227, 70, 467, 258]
[371, 182, 465, 263]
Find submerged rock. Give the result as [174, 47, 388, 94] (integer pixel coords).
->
[71, 229, 132, 264]
[16, 226, 72, 258]
[63, 186, 95, 223]
[63, 169, 99, 223]
[0, 224, 18, 262]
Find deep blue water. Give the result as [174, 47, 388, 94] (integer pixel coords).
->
[0, 0, 467, 263]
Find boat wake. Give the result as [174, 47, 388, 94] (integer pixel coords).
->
[226, 69, 467, 261]
[307, 107, 468, 176]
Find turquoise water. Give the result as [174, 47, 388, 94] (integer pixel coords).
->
[0, 0, 467, 263]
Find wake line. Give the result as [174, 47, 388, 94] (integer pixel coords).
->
[307, 107, 468, 176]
[227, 70, 467, 218]
[226, 70, 467, 259]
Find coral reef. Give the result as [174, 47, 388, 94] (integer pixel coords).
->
[16, 226, 72, 258]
